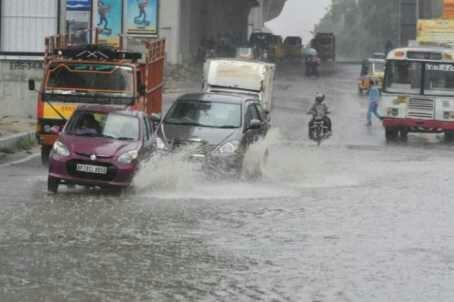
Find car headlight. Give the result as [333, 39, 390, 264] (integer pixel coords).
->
[118, 150, 139, 164]
[152, 136, 167, 150]
[215, 141, 240, 154]
[53, 141, 70, 157]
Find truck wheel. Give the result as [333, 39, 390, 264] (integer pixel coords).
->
[41, 145, 51, 166]
[48, 176, 59, 193]
[385, 127, 398, 142]
[399, 128, 409, 142]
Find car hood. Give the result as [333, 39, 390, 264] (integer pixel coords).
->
[160, 123, 240, 147]
[61, 134, 141, 158]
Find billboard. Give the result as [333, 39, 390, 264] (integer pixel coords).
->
[66, 0, 92, 44]
[126, 0, 158, 36]
[417, 19, 454, 47]
[96, 0, 122, 47]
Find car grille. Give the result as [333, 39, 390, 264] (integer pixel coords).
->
[66, 160, 117, 181]
[172, 139, 214, 156]
[408, 98, 434, 119]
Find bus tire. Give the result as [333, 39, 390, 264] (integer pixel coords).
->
[385, 127, 398, 142]
[41, 145, 51, 166]
[444, 131, 454, 142]
[399, 128, 408, 142]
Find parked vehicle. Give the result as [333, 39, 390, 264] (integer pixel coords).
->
[270, 35, 285, 62]
[47, 105, 154, 193]
[382, 47, 454, 142]
[29, 33, 165, 165]
[203, 58, 275, 113]
[153, 93, 270, 175]
[249, 32, 273, 62]
[358, 57, 386, 95]
[311, 33, 336, 72]
[284, 36, 303, 59]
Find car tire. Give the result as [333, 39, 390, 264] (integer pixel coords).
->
[48, 176, 59, 193]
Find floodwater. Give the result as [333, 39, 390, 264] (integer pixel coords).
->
[1, 63, 454, 302]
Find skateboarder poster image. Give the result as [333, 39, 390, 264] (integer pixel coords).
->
[96, 0, 122, 47]
[127, 0, 158, 35]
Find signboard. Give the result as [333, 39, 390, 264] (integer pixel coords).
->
[96, 0, 122, 47]
[444, 0, 454, 19]
[417, 19, 454, 47]
[126, 0, 158, 36]
[66, 0, 92, 44]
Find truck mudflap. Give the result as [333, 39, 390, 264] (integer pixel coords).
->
[383, 118, 454, 132]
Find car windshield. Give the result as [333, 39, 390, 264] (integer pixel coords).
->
[46, 63, 134, 96]
[371, 62, 385, 73]
[164, 100, 242, 129]
[66, 111, 139, 140]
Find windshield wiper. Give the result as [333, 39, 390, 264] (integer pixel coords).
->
[116, 137, 136, 141]
[217, 125, 239, 129]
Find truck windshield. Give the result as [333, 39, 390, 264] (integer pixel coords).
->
[46, 63, 134, 96]
[385, 61, 454, 96]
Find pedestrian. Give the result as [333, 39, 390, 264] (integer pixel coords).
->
[367, 79, 383, 126]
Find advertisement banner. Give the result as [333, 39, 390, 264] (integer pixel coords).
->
[96, 0, 122, 47]
[66, 0, 92, 44]
[417, 19, 454, 47]
[126, 0, 158, 36]
[444, 0, 454, 19]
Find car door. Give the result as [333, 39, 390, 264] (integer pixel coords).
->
[141, 115, 154, 159]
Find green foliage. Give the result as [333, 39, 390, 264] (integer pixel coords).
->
[315, 0, 400, 59]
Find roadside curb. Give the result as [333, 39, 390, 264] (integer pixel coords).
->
[0, 132, 36, 152]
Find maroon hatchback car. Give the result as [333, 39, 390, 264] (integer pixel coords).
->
[47, 105, 154, 193]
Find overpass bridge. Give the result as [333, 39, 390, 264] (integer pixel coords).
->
[159, 0, 287, 63]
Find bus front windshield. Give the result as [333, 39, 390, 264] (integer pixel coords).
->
[46, 63, 134, 97]
[385, 60, 454, 96]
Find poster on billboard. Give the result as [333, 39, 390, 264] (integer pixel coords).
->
[96, 0, 122, 47]
[126, 0, 158, 36]
[417, 19, 454, 47]
[66, 0, 92, 44]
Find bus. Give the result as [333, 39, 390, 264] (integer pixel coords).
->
[382, 47, 454, 141]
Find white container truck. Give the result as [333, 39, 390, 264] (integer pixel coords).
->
[203, 59, 275, 112]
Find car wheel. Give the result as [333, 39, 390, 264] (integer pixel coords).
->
[48, 176, 59, 193]
[41, 145, 51, 166]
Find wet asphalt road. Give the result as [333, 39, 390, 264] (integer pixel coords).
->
[1, 63, 454, 302]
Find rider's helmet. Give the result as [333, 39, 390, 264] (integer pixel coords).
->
[315, 93, 325, 103]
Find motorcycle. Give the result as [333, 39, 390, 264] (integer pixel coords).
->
[308, 116, 331, 145]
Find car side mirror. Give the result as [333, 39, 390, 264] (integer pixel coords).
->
[28, 79, 36, 91]
[248, 119, 262, 130]
[139, 84, 146, 96]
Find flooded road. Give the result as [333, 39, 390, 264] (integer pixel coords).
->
[1, 64, 454, 302]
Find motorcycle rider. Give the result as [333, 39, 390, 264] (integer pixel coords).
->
[308, 93, 332, 138]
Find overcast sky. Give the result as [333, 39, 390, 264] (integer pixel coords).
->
[266, 0, 331, 43]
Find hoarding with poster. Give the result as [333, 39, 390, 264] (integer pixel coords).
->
[96, 0, 122, 47]
[66, 0, 92, 44]
[126, 0, 158, 36]
[417, 19, 454, 47]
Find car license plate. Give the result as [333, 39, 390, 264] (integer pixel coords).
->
[76, 164, 107, 175]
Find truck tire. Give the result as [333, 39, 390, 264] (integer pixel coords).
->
[385, 127, 398, 142]
[48, 176, 59, 193]
[41, 145, 51, 166]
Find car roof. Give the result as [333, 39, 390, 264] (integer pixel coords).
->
[76, 105, 142, 117]
[177, 93, 256, 104]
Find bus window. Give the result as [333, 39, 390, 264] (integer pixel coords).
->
[424, 63, 454, 96]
